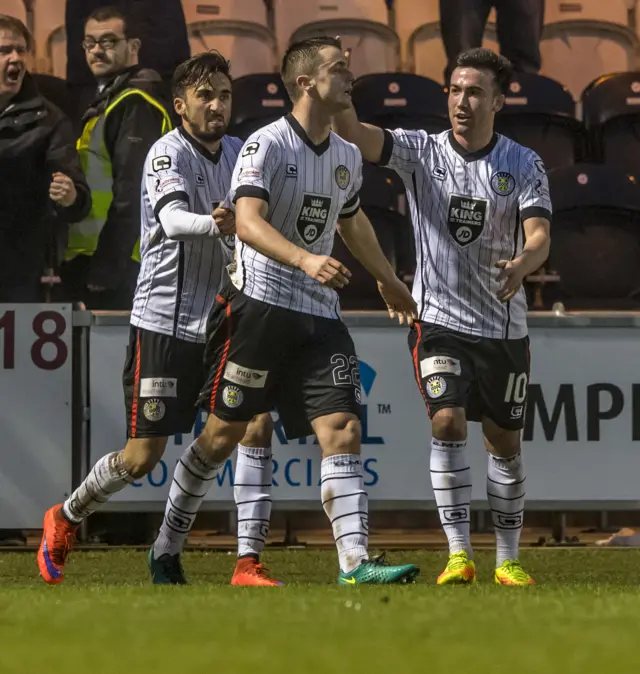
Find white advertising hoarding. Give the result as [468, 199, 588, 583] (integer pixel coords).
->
[89, 320, 640, 507]
[0, 304, 73, 527]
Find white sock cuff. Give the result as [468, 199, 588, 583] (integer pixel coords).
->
[187, 441, 222, 475]
[111, 451, 136, 484]
[489, 453, 523, 469]
[237, 444, 272, 461]
[432, 438, 467, 451]
[321, 454, 362, 475]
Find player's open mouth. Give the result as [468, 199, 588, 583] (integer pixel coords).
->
[455, 113, 471, 121]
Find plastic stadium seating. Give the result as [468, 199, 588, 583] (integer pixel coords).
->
[185, 1, 277, 77]
[582, 72, 640, 172]
[543, 0, 632, 27]
[275, 0, 400, 77]
[0, 0, 26, 22]
[351, 73, 449, 133]
[494, 72, 586, 169]
[540, 20, 640, 100]
[406, 20, 499, 84]
[228, 73, 291, 140]
[546, 163, 640, 309]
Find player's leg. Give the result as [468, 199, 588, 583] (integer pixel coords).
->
[150, 288, 283, 584]
[284, 317, 419, 585]
[479, 336, 534, 586]
[231, 412, 283, 587]
[38, 327, 179, 585]
[408, 322, 476, 585]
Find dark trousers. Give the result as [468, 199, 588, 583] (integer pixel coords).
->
[56, 254, 139, 310]
[440, 0, 545, 83]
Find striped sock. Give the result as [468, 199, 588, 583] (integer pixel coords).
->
[321, 454, 369, 573]
[430, 438, 473, 556]
[153, 440, 222, 558]
[487, 453, 526, 566]
[63, 451, 135, 523]
[234, 444, 273, 558]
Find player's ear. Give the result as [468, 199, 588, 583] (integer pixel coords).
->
[296, 74, 313, 96]
[174, 96, 186, 117]
[493, 92, 505, 113]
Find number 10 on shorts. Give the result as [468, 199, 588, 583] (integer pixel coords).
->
[504, 372, 528, 404]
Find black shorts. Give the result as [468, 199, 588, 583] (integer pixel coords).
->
[198, 284, 362, 440]
[408, 322, 531, 431]
[123, 326, 206, 438]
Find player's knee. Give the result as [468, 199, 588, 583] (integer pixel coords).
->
[198, 413, 248, 463]
[122, 437, 167, 479]
[313, 413, 361, 456]
[240, 413, 274, 448]
[431, 408, 467, 442]
[483, 417, 521, 457]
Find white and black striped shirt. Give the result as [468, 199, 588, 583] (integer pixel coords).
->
[228, 114, 362, 319]
[131, 128, 242, 343]
[381, 129, 552, 339]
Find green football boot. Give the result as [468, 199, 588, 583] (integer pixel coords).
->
[338, 553, 420, 585]
[148, 548, 187, 585]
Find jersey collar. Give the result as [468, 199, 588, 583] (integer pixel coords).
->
[448, 130, 498, 162]
[179, 126, 223, 164]
[285, 113, 330, 156]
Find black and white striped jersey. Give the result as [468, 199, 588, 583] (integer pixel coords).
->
[228, 114, 362, 319]
[131, 128, 242, 343]
[381, 129, 552, 339]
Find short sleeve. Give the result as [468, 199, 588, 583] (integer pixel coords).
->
[144, 141, 193, 220]
[379, 128, 430, 172]
[230, 134, 281, 204]
[519, 152, 553, 222]
[339, 158, 363, 219]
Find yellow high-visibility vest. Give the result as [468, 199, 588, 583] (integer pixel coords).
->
[67, 87, 173, 262]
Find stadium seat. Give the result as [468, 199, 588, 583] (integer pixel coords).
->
[540, 21, 640, 100]
[406, 20, 500, 84]
[581, 72, 640, 171]
[228, 73, 291, 139]
[188, 21, 278, 78]
[32, 0, 65, 72]
[351, 73, 449, 133]
[275, 0, 400, 77]
[181, 0, 269, 26]
[0, 0, 26, 22]
[543, 0, 632, 27]
[494, 72, 586, 169]
[545, 163, 640, 309]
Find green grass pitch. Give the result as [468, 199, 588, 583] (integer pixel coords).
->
[1, 548, 640, 673]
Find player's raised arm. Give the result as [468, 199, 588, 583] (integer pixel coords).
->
[338, 208, 418, 325]
[331, 105, 385, 164]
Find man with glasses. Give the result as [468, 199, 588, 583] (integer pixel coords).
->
[60, 6, 173, 310]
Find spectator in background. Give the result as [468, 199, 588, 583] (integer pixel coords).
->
[440, 0, 544, 84]
[58, 6, 173, 310]
[0, 15, 90, 303]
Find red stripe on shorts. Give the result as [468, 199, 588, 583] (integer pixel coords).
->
[130, 329, 142, 437]
[412, 323, 430, 415]
[209, 303, 232, 412]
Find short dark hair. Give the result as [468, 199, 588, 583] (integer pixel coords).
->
[0, 14, 33, 51]
[454, 48, 513, 95]
[85, 6, 140, 40]
[281, 36, 342, 101]
[172, 51, 232, 100]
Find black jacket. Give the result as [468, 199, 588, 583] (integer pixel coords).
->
[79, 66, 168, 288]
[0, 74, 90, 301]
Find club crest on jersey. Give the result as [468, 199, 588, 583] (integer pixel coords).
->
[447, 194, 488, 247]
[143, 398, 165, 422]
[490, 172, 515, 196]
[222, 385, 243, 408]
[335, 164, 350, 190]
[296, 194, 331, 246]
[426, 376, 447, 398]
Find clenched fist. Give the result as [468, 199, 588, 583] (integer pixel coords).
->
[49, 172, 77, 207]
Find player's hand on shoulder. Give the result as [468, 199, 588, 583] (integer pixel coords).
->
[495, 258, 525, 303]
[377, 276, 418, 326]
[213, 207, 235, 236]
[300, 253, 351, 289]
